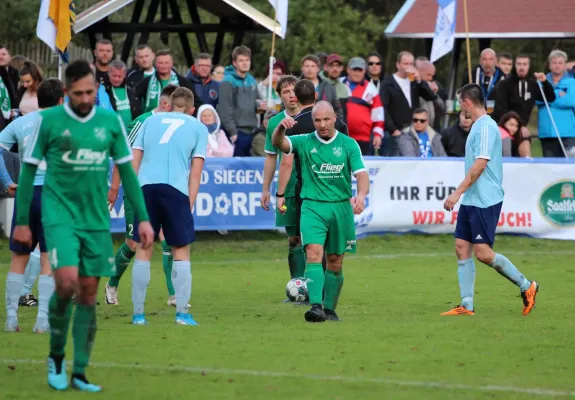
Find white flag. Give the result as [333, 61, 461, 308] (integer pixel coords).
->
[268, 0, 288, 39]
[430, 0, 457, 63]
[36, 0, 57, 52]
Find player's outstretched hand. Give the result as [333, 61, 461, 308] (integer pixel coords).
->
[7, 183, 17, 197]
[277, 196, 286, 214]
[13, 225, 32, 247]
[108, 187, 119, 211]
[279, 116, 297, 131]
[351, 195, 365, 215]
[261, 191, 271, 211]
[444, 192, 461, 211]
[138, 221, 155, 249]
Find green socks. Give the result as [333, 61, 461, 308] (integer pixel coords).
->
[48, 293, 73, 357]
[72, 304, 97, 375]
[304, 263, 325, 305]
[162, 240, 175, 296]
[288, 245, 306, 279]
[108, 242, 135, 287]
[324, 270, 344, 311]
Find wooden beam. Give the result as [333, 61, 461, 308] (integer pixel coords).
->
[138, 0, 161, 46]
[120, 0, 145, 63]
[167, 0, 194, 66]
[90, 22, 261, 33]
[186, 0, 209, 54]
[160, 0, 169, 45]
[212, 19, 227, 65]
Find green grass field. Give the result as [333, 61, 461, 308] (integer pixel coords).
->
[0, 232, 574, 399]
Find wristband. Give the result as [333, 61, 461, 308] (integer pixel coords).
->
[276, 192, 284, 198]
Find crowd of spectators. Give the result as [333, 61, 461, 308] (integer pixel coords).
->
[1, 41, 575, 162]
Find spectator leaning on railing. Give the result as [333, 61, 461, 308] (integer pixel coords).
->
[536, 50, 575, 157]
[498, 111, 530, 157]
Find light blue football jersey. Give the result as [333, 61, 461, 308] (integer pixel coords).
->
[133, 112, 208, 196]
[0, 111, 46, 186]
[461, 114, 504, 208]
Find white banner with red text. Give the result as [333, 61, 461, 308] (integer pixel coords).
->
[355, 158, 575, 241]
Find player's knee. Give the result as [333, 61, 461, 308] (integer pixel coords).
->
[455, 240, 472, 260]
[288, 236, 300, 248]
[474, 246, 494, 265]
[55, 278, 77, 298]
[126, 239, 137, 252]
[326, 254, 343, 272]
[305, 245, 323, 263]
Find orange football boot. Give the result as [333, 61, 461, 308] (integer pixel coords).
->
[521, 281, 539, 316]
[440, 305, 475, 316]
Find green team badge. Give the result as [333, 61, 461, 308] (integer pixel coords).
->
[539, 181, 575, 227]
[332, 146, 342, 157]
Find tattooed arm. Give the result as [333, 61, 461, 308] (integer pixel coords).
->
[444, 159, 488, 211]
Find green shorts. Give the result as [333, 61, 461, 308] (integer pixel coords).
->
[300, 199, 356, 255]
[275, 196, 300, 237]
[124, 196, 135, 240]
[45, 225, 115, 277]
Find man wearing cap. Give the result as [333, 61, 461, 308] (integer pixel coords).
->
[321, 54, 350, 122]
[341, 57, 385, 155]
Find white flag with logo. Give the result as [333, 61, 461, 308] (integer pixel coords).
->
[36, 0, 57, 52]
[268, 0, 288, 38]
[430, 0, 457, 63]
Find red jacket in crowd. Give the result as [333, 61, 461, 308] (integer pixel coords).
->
[342, 78, 384, 143]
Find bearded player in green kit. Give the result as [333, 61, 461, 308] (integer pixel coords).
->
[272, 101, 369, 322]
[13, 60, 154, 392]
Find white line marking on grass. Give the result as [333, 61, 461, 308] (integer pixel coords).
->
[2, 359, 574, 397]
[0, 250, 572, 268]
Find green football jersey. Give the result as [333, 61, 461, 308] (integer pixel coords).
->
[24, 104, 133, 230]
[127, 110, 153, 146]
[287, 131, 366, 202]
[264, 110, 297, 198]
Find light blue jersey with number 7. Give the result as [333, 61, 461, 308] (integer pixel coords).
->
[133, 112, 209, 196]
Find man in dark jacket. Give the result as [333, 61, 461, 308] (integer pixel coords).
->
[0, 44, 20, 126]
[440, 111, 473, 157]
[492, 54, 555, 134]
[134, 49, 201, 115]
[105, 60, 141, 127]
[380, 51, 436, 155]
[300, 54, 343, 120]
[185, 52, 220, 108]
[126, 44, 156, 88]
[461, 48, 504, 103]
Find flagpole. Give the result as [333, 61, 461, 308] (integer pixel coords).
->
[267, 0, 278, 108]
[57, 55, 63, 80]
[463, 0, 472, 83]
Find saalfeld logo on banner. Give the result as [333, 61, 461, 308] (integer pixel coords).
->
[539, 181, 575, 227]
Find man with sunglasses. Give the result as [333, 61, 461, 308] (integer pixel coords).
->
[366, 53, 383, 90]
[397, 108, 446, 157]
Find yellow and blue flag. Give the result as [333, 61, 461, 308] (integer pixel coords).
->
[37, 0, 76, 62]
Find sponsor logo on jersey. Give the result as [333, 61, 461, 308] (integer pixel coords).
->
[310, 148, 318, 154]
[539, 181, 575, 227]
[311, 163, 345, 174]
[62, 149, 108, 165]
[62, 129, 71, 137]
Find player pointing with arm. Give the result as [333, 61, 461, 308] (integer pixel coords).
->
[441, 83, 538, 317]
[272, 101, 369, 322]
[12, 60, 154, 392]
[130, 87, 208, 326]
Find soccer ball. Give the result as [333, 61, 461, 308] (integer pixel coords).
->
[285, 278, 309, 302]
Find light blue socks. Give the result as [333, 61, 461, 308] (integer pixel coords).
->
[20, 249, 41, 296]
[171, 261, 192, 314]
[37, 275, 55, 321]
[457, 258, 476, 311]
[490, 253, 531, 291]
[132, 260, 151, 315]
[6, 272, 25, 319]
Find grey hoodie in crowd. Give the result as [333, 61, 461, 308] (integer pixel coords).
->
[217, 65, 260, 137]
[397, 125, 447, 157]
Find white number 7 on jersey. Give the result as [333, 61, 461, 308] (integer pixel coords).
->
[159, 118, 186, 144]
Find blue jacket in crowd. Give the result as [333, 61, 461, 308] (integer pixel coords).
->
[537, 73, 575, 139]
[185, 66, 220, 108]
